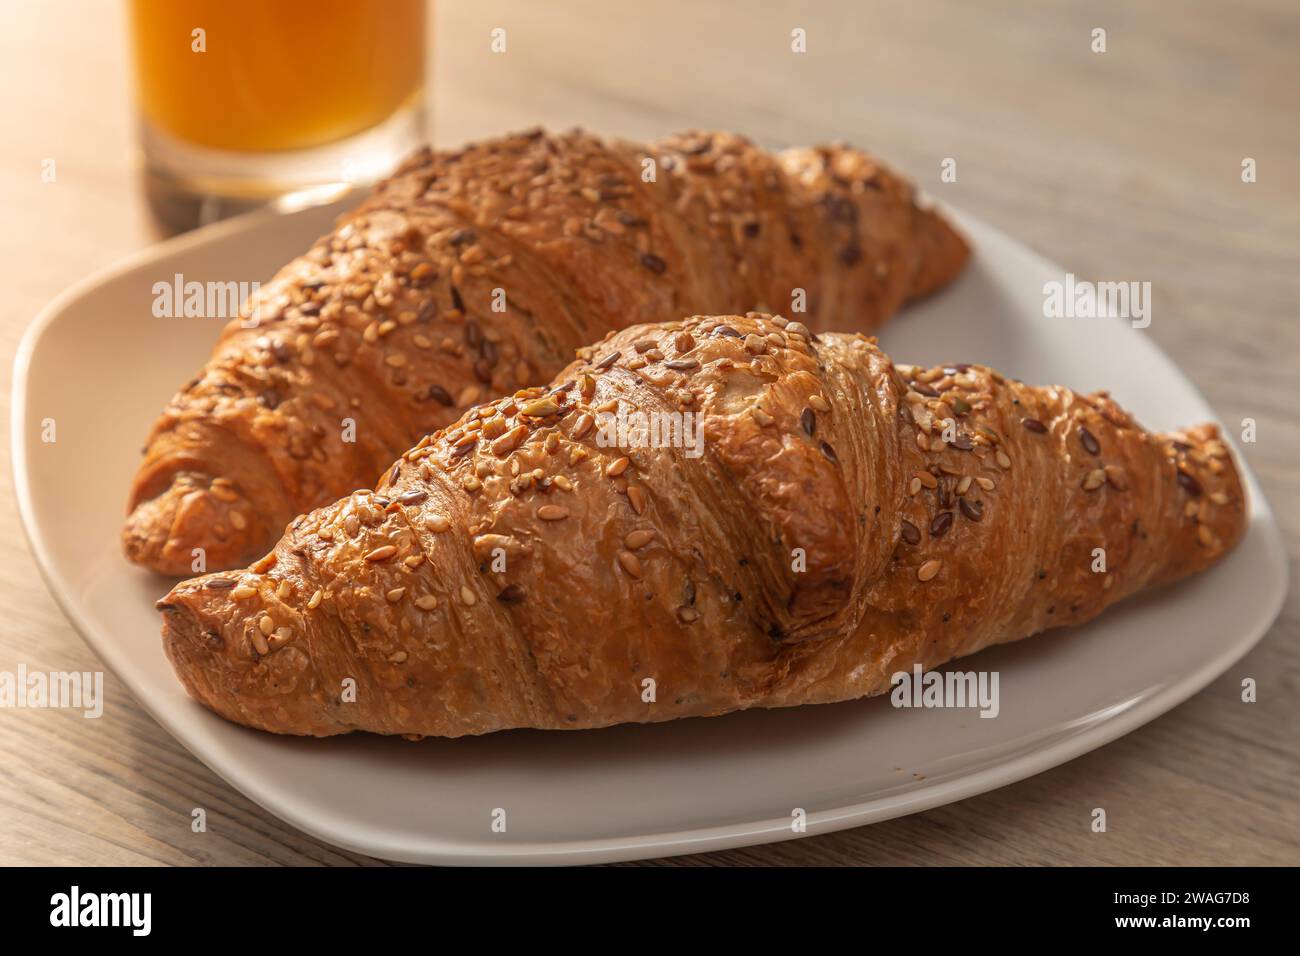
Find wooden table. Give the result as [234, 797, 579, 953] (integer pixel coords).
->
[1, 0, 1295, 866]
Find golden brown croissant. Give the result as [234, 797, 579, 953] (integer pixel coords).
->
[125, 128, 968, 576]
[157, 314, 1246, 738]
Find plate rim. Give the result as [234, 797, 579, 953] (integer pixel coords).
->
[10, 201, 1289, 866]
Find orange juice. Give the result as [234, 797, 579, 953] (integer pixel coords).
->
[130, 0, 426, 153]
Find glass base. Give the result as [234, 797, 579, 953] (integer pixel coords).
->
[141, 96, 426, 234]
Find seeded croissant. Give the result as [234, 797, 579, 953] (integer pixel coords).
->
[125, 128, 969, 575]
[157, 314, 1246, 738]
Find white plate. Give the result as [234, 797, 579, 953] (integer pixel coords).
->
[11, 200, 1287, 865]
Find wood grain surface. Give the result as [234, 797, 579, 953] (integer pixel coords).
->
[0, 0, 1295, 866]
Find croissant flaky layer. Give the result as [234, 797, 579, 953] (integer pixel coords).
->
[158, 314, 1247, 738]
[125, 128, 969, 574]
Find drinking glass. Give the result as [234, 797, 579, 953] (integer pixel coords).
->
[129, 0, 429, 232]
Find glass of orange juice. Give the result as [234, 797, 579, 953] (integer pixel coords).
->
[129, 0, 428, 232]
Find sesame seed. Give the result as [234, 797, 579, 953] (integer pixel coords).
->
[230, 511, 247, 531]
[909, 477, 922, 495]
[258, 616, 275, 636]
[1209, 490, 1229, 504]
[415, 595, 438, 610]
[386, 587, 406, 603]
[785, 321, 812, 340]
[231, 585, 257, 600]
[426, 514, 450, 533]
[678, 607, 700, 623]
[307, 589, 323, 609]
[606, 456, 630, 477]
[1082, 468, 1106, 491]
[625, 529, 656, 549]
[1197, 525, 1215, 547]
[1104, 465, 1128, 490]
[916, 432, 931, 452]
[976, 476, 995, 491]
[250, 630, 269, 656]
[460, 586, 477, 606]
[916, 471, 938, 489]
[809, 394, 830, 412]
[538, 505, 569, 521]
[956, 476, 973, 495]
[365, 545, 398, 562]
[917, 560, 942, 582]
[995, 450, 1012, 469]
[752, 407, 774, 427]
[617, 550, 643, 578]
[572, 413, 595, 439]
[276, 579, 291, 600]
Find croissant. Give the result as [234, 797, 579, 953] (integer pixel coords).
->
[157, 313, 1246, 738]
[126, 128, 969, 575]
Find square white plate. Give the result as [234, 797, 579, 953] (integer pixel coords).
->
[11, 199, 1286, 865]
